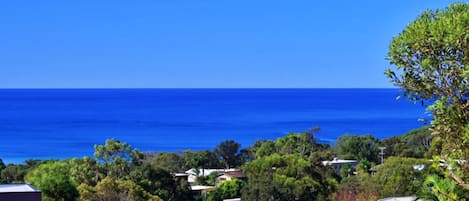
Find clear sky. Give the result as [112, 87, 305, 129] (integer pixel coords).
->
[0, 0, 459, 88]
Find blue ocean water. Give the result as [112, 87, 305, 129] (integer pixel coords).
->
[0, 89, 428, 164]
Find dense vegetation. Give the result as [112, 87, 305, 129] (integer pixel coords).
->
[386, 2, 469, 199]
[0, 126, 456, 201]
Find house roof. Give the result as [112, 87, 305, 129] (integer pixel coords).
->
[190, 185, 216, 191]
[0, 184, 40, 193]
[378, 196, 422, 201]
[322, 158, 358, 166]
[173, 173, 189, 177]
[223, 171, 246, 178]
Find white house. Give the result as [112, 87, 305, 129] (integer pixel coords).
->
[0, 184, 41, 201]
[322, 157, 358, 173]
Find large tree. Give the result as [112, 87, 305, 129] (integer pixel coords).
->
[25, 161, 79, 201]
[214, 140, 241, 169]
[335, 134, 380, 163]
[242, 154, 336, 201]
[386, 3, 469, 190]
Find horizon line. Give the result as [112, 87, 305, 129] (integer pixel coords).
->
[0, 87, 398, 90]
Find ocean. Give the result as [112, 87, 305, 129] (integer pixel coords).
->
[0, 88, 428, 164]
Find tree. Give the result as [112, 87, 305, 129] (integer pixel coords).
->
[129, 163, 193, 201]
[335, 134, 380, 163]
[419, 175, 462, 201]
[78, 177, 163, 201]
[381, 127, 433, 158]
[206, 179, 245, 201]
[255, 131, 318, 158]
[0, 159, 5, 172]
[373, 157, 436, 198]
[242, 154, 336, 201]
[68, 157, 102, 186]
[386, 3, 469, 189]
[149, 152, 184, 173]
[25, 161, 79, 201]
[1, 164, 27, 183]
[333, 174, 379, 201]
[214, 140, 241, 169]
[94, 139, 143, 179]
[183, 150, 222, 170]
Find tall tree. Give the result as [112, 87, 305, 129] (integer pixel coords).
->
[373, 157, 435, 198]
[25, 161, 79, 201]
[335, 134, 380, 163]
[256, 131, 318, 158]
[94, 139, 143, 179]
[242, 154, 336, 201]
[214, 140, 241, 169]
[386, 3, 469, 190]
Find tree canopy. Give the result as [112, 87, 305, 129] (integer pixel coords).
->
[335, 134, 380, 163]
[386, 2, 469, 190]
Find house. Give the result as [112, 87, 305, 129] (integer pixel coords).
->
[190, 185, 216, 201]
[378, 196, 423, 201]
[172, 173, 189, 181]
[185, 168, 237, 184]
[322, 157, 358, 174]
[217, 170, 247, 183]
[0, 184, 41, 201]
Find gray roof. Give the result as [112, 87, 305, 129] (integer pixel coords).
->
[0, 184, 40, 193]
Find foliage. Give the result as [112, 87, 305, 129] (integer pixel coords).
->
[239, 140, 264, 163]
[78, 177, 163, 201]
[194, 171, 219, 186]
[256, 131, 318, 158]
[0, 159, 43, 183]
[183, 150, 222, 170]
[419, 175, 464, 201]
[68, 157, 101, 186]
[356, 160, 372, 174]
[386, 2, 469, 189]
[373, 157, 435, 198]
[242, 154, 336, 201]
[25, 161, 79, 201]
[206, 179, 245, 201]
[149, 152, 184, 173]
[214, 140, 241, 169]
[333, 174, 379, 201]
[0, 159, 4, 171]
[335, 134, 380, 163]
[1, 164, 27, 183]
[129, 163, 193, 201]
[94, 139, 143, 179]
[381, 127, 433, 158]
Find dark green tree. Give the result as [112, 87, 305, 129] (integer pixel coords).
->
[335, 134, 380, 163]
[129, 163, 193, 201]
[1, 164, 27, 183]
[149, 152, 184, 173]
[0, 159, 5, 171]
[214, 140, 241, 169]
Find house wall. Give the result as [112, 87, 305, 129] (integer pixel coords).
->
[0, 192, 41, 201]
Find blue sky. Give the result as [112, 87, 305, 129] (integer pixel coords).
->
[0, 0, 459, 88]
